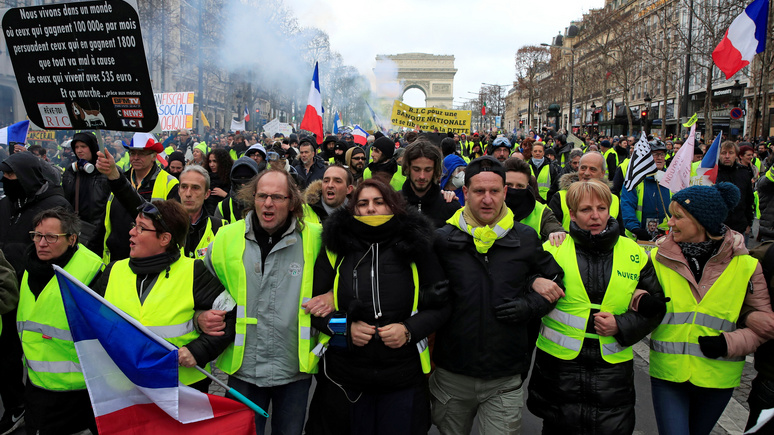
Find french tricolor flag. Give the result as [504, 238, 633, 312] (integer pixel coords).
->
[697, 133, 723, 185]
[353, 125, 368, 146]
[244, 107, 250, 123]
[55, 267, 257, 435]
[300, 62, 324, 144]
[712, 0, 769, 80]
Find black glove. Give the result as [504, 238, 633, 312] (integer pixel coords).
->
[494, 297, 534, 323]
[631, 227, 651, 241]
[698, 335, 728, 359]
[419, 280, 450, 309]
[638, 294, 671, 318]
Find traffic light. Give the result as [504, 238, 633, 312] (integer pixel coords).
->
[519, 120, 524, 127]
[640, 109, 648, 119]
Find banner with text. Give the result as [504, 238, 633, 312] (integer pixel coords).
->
[390, 100, 471, 133]
[28, 130, 57, 141]
[1, 0, 158, 132]
[153, 92, 194, 131]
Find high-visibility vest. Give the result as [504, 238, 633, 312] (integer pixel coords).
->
[520, 201, 546, 236]
[620, 158, 630, 177]
[183, 216, 219, 259]
[17, 246, 104, 391]
[649, 248, 754, 388]
[604, 148, 619, 177]
[217, 197, 239, 224]
[302, 203, 321, 225]
[102, 169, 179, 263]
[209, 219, 323, 374]
[558, 189, 620, 231]
[362, 167, 405, 191]
[530, 164, 552, 201]
[320, 250, 431, 374]
[753, 157, 764, 174]
[104, 257, 208, 385]
[538, 236, 645, 363]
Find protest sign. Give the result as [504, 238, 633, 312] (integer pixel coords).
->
[1, 0, 158, 132]
[27, 129, 56, 141]
[154, 92, 194, 131]
[390, 100, 471, 133]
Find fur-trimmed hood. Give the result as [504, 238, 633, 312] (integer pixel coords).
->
[322, 207, 434, 264]
[558, 172, 614, 191]
[304, 180, 323, 205]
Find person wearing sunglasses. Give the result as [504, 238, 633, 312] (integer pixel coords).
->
[345, 146, 367, 186]
[92, 200, 235, 394]
[16, 207, 104, 435]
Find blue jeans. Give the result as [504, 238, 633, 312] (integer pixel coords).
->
[650, 377, 733, 435]
[227, 376, 312, 435]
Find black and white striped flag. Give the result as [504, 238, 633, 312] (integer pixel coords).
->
[624, 132, 657, 191]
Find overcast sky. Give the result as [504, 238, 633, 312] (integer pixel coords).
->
[285, 0, 605, 108]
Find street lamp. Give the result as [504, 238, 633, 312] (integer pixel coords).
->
[542, 42, 575, 132]
[481, 82, 511, 132]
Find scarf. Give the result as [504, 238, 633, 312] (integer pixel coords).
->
[448, 205, 513, 253]
[128, 250, 180, 278]
[677, 227, 726, 283]
[354, 214, 393, 227]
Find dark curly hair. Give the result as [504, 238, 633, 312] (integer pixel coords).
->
[207, 148, 233, 185]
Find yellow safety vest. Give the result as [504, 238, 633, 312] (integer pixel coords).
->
[302, 203, 321, 225]
[530, 164, 552, 201]
[321, 250, 431, 374]
[217, 197, 239, 224]
[17, 246, 104, 391]
[603, 148, 619, 177]
[650, 248, 754, 388]
[559, 189, 620, 231]
[103, 169, 179, 263]
[520, 202, 546, 236]
[538, 237, 645, 363]
[183, 217, 218, 259]
[104, 257, 208, 385]
[209, 219, 323, 375]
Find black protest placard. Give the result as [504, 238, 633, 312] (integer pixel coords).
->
[2, 0, 157, 132]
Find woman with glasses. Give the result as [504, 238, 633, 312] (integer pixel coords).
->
[17, 207, 104, 434]
[93, 200, 236, 393]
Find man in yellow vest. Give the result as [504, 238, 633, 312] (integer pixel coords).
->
[178, 166, 224, 259]
[96, 133, 179, 263]
[503, 157, 566, 243]
[16, 208, 104, 434]
[199, 169, 324, 435]
[528, 141, 560, 203]
[0, 249, 20, 435]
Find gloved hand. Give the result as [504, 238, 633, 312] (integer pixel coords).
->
[494, 298, 533, 323]
[698, 335, 728, 359]
[631, 227, 652, 241]
[419, 280, 450, 309]
[638, 294, 671, 317]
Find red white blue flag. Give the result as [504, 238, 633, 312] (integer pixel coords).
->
[353, 125, 368, 146]
[55, 268, 255, 435]
[712, 0, 769, 79]
[697, 133, 723, 185]
[300, 62, 324, 144]
[244, 107, 250, 123]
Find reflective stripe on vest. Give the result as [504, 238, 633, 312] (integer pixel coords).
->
[559, 189, 619, 231]
[538, 236, 645, 363]
[104, 257, 207, 385]
[102, 169, 179, 263]
[17, 246, 103, 391]
[649, 248, 754, 388]
[210, 219, 323, 375]
[530, 164, 551, 200]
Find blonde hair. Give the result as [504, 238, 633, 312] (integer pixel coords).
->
[566, 179, 612, 212]
[668, 201, 724, 241]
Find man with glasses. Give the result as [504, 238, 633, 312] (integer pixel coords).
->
[96, 132, 179, 263]
[200, 169, 325, 435]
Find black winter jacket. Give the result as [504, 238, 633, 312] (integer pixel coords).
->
[527, 219, 664, 434]
[433, 219, 563, 379]
[293, 156, 327, 189]
[716, 162, 754, 234]
[401, 180, 460, 228]
[62, 166, 111, 253]
[311, 209, 449, 393]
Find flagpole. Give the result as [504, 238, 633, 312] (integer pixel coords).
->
[53, 265, 270, 418]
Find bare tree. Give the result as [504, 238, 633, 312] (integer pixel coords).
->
[515, 46, 550, 131]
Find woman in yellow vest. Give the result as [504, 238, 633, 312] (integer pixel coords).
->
[93, 200, 236, 393]
[306, 178, 450, 435]
[527, 179, 667, 434]
[17, 207, 103, 434]
[649, 183, 773, 435]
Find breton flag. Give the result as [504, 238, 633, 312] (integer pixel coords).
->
[624, 132, 657, 191]
[353, 125, 368, 146]
[243, 107, 250, 123]
[712, 0, 769, 80]
[300, 62, 324, 144]
[660, 124, 696, 193]
[333, 111, 342, 134]
[0, 120, 30, 145]
[55, 267, 257, 435]
[696, 132, 723, 185]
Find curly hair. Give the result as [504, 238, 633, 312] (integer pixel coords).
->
[207, 148, 233, 185]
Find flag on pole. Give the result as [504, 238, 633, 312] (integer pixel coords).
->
[712, 0, 769, 80]
[300, 62, 324, 144]
[660, 124, 696, 193]
[481, 102, 487, 117]
[333, 111, 342, 134]
[0, 120, 30, 145]
[55, 268, 256, 435]
[200, 111, 210, 128]
[365, 101, 387, 133]
[696, 133, 723, 185]
[353, 125, 368, 146]
[243, 107, 250, 123]
[624, 132, 658, 191]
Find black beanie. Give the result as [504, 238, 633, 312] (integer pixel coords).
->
[372, 136, 395, 160]
[167, 151, 186, 166]
[71, 132, 100, 164]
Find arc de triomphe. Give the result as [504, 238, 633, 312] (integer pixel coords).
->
[376, 53, 457, 109]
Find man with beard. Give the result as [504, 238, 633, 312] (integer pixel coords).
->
[345, 146, 366, 186]
[303, 164, 353, 224]
[293, 139, 327, 189]
[400, 140, 461, 227]
[488, 136, 512, 164]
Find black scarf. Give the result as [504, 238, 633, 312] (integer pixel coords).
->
[128, 250, 180, 278]
[25, 244, 77, 299]
[677, 227, 726, 283]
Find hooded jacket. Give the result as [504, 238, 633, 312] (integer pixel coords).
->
[440, 154, 467, 206]
[0, 152, 71, 275]
[213, 157, 260, 222]
[401, 180, 460, 228]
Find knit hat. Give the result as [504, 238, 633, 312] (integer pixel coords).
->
[372, 136, 395, 160]
[71, 132, 99, 163]
[194, 141, 209, 155]
[600, 139, 611, 148]
[671, 183, 740, 236]
[167, 151, 186, 166]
